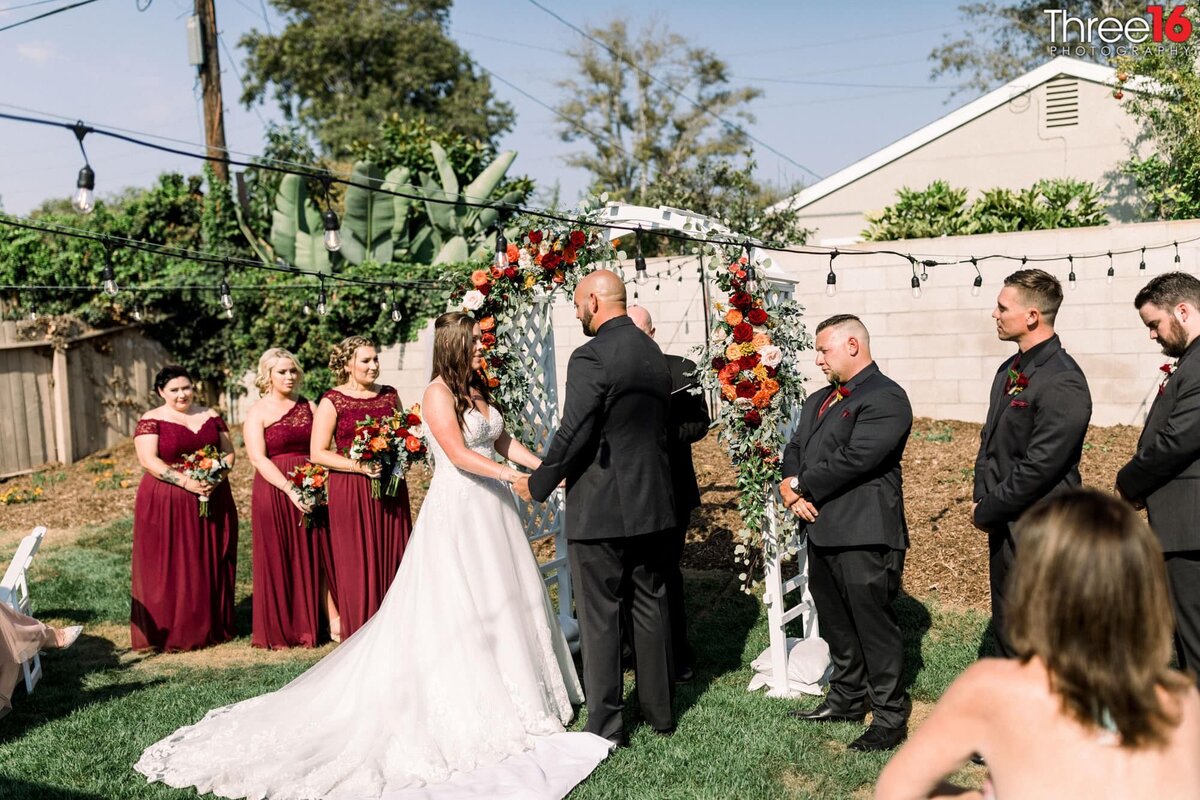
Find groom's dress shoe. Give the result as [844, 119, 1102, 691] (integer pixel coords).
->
[848, 725, 907, 752]
[788, 703, 866, 724]
[605, 734, 628, 749]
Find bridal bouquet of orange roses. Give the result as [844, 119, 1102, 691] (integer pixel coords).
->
[178, 445, 230, 518]
[285, 462, 329, 528]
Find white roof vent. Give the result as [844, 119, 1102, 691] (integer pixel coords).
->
[1043, 78, 1079, 128]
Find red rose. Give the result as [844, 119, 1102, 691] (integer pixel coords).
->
[729, 291, 753, 310]
[766, 366, 778, 378]
[737, 353, 760, 371]
[528, 230, 543, 244]
[743, 409, 762, 427]
[542, 252, 562, 271]
[489, 356, 504, 368]
[747, 308, 768, 325]
[504, 266, 518, 280]
[711, 356, 727, 370]
[481, 332, 497, 347]
[406, 414, 421, 426]
[569, 230, 586, 248]
[735, 380, 757, 398]
[477, 282, 490, 295]
[732, 322, 754, 343]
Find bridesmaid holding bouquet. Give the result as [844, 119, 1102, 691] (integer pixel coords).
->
[310, 336, 413, 638]
[243, 348, 336, 648]
[131, 365, 237, 652]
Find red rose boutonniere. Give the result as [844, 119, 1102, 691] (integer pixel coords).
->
[1159, 361, 1178, 396]
[1006, 367, 1029, 397]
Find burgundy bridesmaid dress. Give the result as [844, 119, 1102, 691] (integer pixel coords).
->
[322, 385, 413, 638]
[251, 400, 328, 649]
[131, 416, 238, 652]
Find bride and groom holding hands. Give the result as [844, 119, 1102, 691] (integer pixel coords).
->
[136, 269, 679, 799]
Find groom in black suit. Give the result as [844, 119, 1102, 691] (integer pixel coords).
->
[974, 269, 1091, 658]
[515, 270, 677, 748]
[1118, 272, 1200, 680]
[779, 314, 913, 752]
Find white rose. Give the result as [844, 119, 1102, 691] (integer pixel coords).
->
[518, 251, 533, 268]
[408, 423, 427, 440]
[462, 290, 485, 311]
[733, 396, 753, 409]
[758, 345, 783, 368]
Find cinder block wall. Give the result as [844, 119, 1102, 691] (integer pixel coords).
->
[371, 218, 1200, 429]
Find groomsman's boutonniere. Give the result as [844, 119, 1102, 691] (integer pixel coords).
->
[1006, 367, 1029, 397]
[835, 385, 851, 401]
[1159, 361, 1179, 396]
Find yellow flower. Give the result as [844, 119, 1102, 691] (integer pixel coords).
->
[752, 365, 768, 381]
[524, 273, 537, 290]
[740, 342, 758, 356]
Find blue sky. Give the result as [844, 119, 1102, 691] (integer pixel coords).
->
[0, 0, 982, 215]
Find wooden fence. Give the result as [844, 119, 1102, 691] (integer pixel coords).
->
[0, 322, 170, 477]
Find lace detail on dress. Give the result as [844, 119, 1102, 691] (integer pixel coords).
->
[263, 399, 312, 457]
[323, 386, 399, 451]
[134, 419, 158, 437]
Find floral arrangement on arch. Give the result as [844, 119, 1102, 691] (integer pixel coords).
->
[447, 201, 617, 429]
[692, 241, 810, 592]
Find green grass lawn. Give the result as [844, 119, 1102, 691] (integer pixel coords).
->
[0, 519, 990, 800]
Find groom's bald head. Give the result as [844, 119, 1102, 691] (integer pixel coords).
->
[574, 270, 628, 336]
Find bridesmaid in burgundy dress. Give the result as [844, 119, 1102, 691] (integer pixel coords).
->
[310, 336, 413, 639]
[131, 365, 238, 652]
[244, 348, 338, 648]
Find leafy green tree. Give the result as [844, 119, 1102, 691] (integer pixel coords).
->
[929, 1, 1146, 97]
[554, 18, 761, 204]
[240, 0, 515, 157]
[1113, 5, 1200, 220]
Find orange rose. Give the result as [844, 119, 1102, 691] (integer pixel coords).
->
[405, 437, 423, 453]
[487, 376, 500, 388]
[506, 243, 519, 263]
[198, 458, 213, 470]
[471, 269, 490, 288]
[725, 343, 743, 361]
[762, 378, 780, 396]
[721, 384, 737, 401]
[752, 333, 771, 349]
[311, 474, 326, 489]
[718, 364, 740, 385]
[725, 309, 743, 326]
[369, 436, 389, 452]
[479, 316, 496, 331]
[752, 391, 771, 409]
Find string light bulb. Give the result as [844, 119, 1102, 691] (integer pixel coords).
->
[101, 247, 118, 296]
[1175, 241, 1181, 264]
[634, 227, 648, 285]
[219, 276, 233, 310]
[132, 305, 143, 322]
[494, 230, 508, 269]
[70, 122, 95, 214]
[390, 283, 402, 323]
[826, 250, 838, 297]
[316, 279, 328, 316]
[1107, 252, 1115, 284]
[909, 257, 921, 299]
[1140, 247, 1146, 271]
[971, 258, 982, 297]
[322, 209, 342, 252]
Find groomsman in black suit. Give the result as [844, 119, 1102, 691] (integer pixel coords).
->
[628, 305, 711, 681]
[974, 269, 1091, 658]
[515, 271, 677, 748]
[779, 314, 913, 753]
[1117, 272, 1200, 680]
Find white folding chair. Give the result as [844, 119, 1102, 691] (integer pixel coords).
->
[0, 526, 47, 693]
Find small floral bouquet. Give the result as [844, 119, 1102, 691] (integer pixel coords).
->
[381, 404, 429, 497]
[347, 414, 394, 498]
[178, 445, 230, 518]
[285, 462, 329, 528]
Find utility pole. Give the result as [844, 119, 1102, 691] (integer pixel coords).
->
[194, 0, 228, 182]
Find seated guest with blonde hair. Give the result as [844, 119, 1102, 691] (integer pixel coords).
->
[875, 489, 1200, 800]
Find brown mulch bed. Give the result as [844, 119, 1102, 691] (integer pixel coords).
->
[0, 419, 1141, 614]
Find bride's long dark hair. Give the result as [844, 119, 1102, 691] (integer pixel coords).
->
[431, 311, 499, 430]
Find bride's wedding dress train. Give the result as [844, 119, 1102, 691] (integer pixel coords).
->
[135, 405, 610, 799]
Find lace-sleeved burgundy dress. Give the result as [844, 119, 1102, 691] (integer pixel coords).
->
[251, 399, 328, 649]
[131, 415, 238, 652]
[322, 386, 412, 638]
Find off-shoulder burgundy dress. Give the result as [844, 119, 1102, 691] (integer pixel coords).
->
[131, 415, 238, 652]
[321, 386, 413, 638]
[251, 399, 329, 649]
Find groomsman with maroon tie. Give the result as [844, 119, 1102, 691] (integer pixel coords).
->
[780, 314, 913, 753]
[974, 269, 1091, 658]
[1117, 272, 1200, 681]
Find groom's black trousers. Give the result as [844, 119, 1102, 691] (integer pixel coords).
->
[568, 531, 675, 741]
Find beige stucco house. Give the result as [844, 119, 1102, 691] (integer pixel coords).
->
[777, 57, 1143, 246]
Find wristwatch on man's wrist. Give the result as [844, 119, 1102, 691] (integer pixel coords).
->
[789, 477, 800, 492]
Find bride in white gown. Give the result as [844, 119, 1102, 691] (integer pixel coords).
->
[135, 312, 612, 799]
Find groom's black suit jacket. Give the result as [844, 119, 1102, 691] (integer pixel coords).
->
[781, 362, 912, 550]
[973, 334, 1091, 533]
[1117, 336, 1200, 553]
[529, 315, 676, 541]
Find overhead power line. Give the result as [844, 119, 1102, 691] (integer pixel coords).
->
[0, 0, 101, 34]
